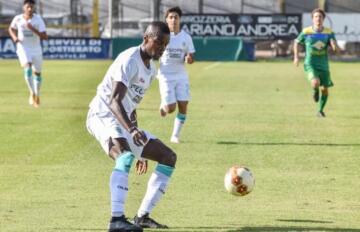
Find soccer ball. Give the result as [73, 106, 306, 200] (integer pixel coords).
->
[224, 166, 255, 196]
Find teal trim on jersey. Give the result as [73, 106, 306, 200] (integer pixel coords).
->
[33, 75, 42, 82]
[155, 164, 174, 177]
[176, 113, 186, 122]
[114, 151, 134, 173]
[24, 67, 32, 77]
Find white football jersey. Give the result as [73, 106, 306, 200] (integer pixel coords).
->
[158, 30, 195, 80]
[89, 46, 157, 117]
[10, 13, 46, 52]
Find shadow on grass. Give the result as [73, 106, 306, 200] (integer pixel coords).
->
[227, 226, 360, 232]
[53, 226, 360, 232]
[217, 141, 360, 147]
[276, 219, 333, 224]
[53, 228, 105, 231]
[157, 226, 360, 232]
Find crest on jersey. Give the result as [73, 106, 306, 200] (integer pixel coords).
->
[139, 77, 145, 83]
[313, 41, 325, 50]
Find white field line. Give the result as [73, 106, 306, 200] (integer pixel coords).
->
[203, 62, 222, 70]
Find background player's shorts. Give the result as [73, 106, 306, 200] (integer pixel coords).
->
[304, 65, 334, 87]
[86, 109, 156, 158]
[158, 77, 190, 105]
[16, 45, 43, 72]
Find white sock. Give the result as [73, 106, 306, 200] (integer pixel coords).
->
[24, 67, 34, 93]
[33, 75, 42, 96]
[137, 171, 170, 217]
[172, 113, 186, 138]
[110, 170, 129, 217]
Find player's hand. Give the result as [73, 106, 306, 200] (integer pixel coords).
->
[130, 127, 148, 146]
[293, 57, 299, 67]
[135, 159, 148, 175]
[185, 54, 193, 64]
[26, 22, 35, 31]
[330, 40, 340, 55]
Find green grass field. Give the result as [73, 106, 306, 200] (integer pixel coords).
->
[0, 60, 360, 232]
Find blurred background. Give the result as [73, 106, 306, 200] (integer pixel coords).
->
[1, 0, 360, 60]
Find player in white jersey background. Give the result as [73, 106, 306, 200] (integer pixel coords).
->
[86, 22, 175, 232]
[8, 0, 48, 108]
[158, 6, 195, 144]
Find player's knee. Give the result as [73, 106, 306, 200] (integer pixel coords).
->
[311, 79, 320, 88]
[160, 150, 177, 167]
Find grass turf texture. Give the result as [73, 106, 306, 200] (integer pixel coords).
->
[0, 60, 360, 232]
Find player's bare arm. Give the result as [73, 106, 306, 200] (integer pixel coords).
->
[26, 22, 48, 40]
[293, 41, 300, 67]
[130, 110, 138, 127]
[8, 27, 20, 43]
[109, 81, 147, 146]
[330, 39, 339, 54]
[129, 108, 148, 174]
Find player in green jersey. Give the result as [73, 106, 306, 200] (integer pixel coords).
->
[293, 8, 339, 117]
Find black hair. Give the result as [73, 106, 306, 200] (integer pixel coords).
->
[144, 21, 170, 38]
[24, 0, 35, 5]
[165, 6, 182, 19]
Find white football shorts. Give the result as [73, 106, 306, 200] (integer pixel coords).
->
[86, 109, 156, 158]
[158, 77, 190, 105]
[16, 45, 43, 72]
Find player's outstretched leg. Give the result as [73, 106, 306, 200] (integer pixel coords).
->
[134, 139, 176, 229]
[33, 72, 42, 107]
[313, 88, 319, 102]
[170, 101, 188, 143]
[171, 113, 186, 143]
[311, 78, 320, 103]
[108, 150, 143, 232]
[24, 65, 35, 106]
[317, 87, 328, 118]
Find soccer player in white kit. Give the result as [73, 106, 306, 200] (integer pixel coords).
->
[8, 0, 48, 108]
[86, 22, 175, 232]
[158, 6, 195, 143]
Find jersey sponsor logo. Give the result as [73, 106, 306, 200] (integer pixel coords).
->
[130, 84, 145, 95]
[166, 48, 183, 59]
[311, 50, 327, 56]
[167, 48, 183, 53]
[313, 41, 326, 50]
[132, 95, 143, 104]
[130, 84, 145, 104]
[23, 30, 34, 37]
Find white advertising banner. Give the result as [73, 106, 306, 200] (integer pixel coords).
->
[303, 13, 360, 42]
